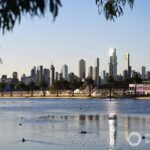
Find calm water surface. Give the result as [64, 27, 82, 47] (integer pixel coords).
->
[0, 98, 150, 150]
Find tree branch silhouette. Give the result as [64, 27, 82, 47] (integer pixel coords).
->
[0, 0, 134, 34]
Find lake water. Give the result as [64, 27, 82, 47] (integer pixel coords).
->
[0, 98, 150, 150]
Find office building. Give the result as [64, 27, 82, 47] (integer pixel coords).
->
[50, 65, 55, 87]
[12, 72, 19, 84]
[31, 66, 36, 83]
[58, 73, 63, 81]
[109, 48, 117, 80]
[37, 65, 43, 84]
[102, 70, 107, 84]
[125, 53, 131, 78]
[147, 71, 150, 79]
[88, 66, 93, 79]
[61, 65, 68, 81]
[44, 68, 50, 86]
[96, 58, 100, 86]
[79, 59, 86, 81]
[123, 70, 128, 80]
[141, 66, 146, 79]
[55, 72, 59, 81]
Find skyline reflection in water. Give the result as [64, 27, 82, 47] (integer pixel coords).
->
[0, 98, 150, 149]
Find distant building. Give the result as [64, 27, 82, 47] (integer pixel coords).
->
[21, 74, 31, 85]
[58, 73, 63, 81]
[129, 81, 150, 95]
[12, 72, 19, 84]
[93, 66, 97, 85]
[1, 75, 7, 82]
[61, 65, 68, 81]
[43, 68, 50, 86]
[68, 72, 78, 81]
[109, 48, 117, 80]
[125, 53, 131, 78]
[123, 70, 128, 80]
[79, 59, 86, 81]
[96, 58, 100, 86]
[55, 72, 59, 81]
[147, 71, 150, 79]
[101, 70, 107, 85]
[31, 66, 36, 83]
[131, 70, 140, 78]
[141, 66, 146, 79]
[36, 65, 43, 85]
[88, 66, 93, 79]
[12, 72, 18, 79]
[50, 65, 55, 87]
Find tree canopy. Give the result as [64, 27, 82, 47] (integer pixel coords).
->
[0, 0, 134, 34]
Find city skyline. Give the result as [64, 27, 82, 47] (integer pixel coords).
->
[0, 50, 149, 82]
[0, 50, 149, 80]
[0, 0, 150, 78]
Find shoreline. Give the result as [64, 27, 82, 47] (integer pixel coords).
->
[0, 95, 149, 99]
[0, 95, 103, 99]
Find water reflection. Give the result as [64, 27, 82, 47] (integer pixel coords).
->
[108, 114, 117, 150]
[1, 112, 150, 149]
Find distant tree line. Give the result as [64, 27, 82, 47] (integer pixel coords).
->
[0, 73, 143, 97]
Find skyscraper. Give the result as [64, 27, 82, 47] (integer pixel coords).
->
[102, 70, 107, 84]
[31, 66, 36, 83]
[55, 72, 59, 81]
[109, 48, 117, 80]
[61, 64, 68, 81]
[141, 66, 146, 79]
[93, 66, 97, 83]
[96, 58, 100, 86]
[37, 65, 43, 84]
[79, 59, 86, 81]
[44, 68, 50, 86]
[125, 53, 131, 78]
[88, 66, 93, 79]
[50, 65, 55, 87]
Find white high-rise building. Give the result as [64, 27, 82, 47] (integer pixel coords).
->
[62, 65, 68, 81]
[109, 48, 118, 80]
[79, 59, 86, 81]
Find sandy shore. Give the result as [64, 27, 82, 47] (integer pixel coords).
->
[136, 96, 150, 100]
[0, 92, 149, 99]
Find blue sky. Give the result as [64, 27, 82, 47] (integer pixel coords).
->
[0, 0, 150, 78]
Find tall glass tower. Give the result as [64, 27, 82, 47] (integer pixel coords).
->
[109, 48, 117, 80]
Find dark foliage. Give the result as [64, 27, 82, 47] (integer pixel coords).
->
[0, 0, 62, 33]
[96, 0, 134, 20]
[0, 0, 134, 34]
